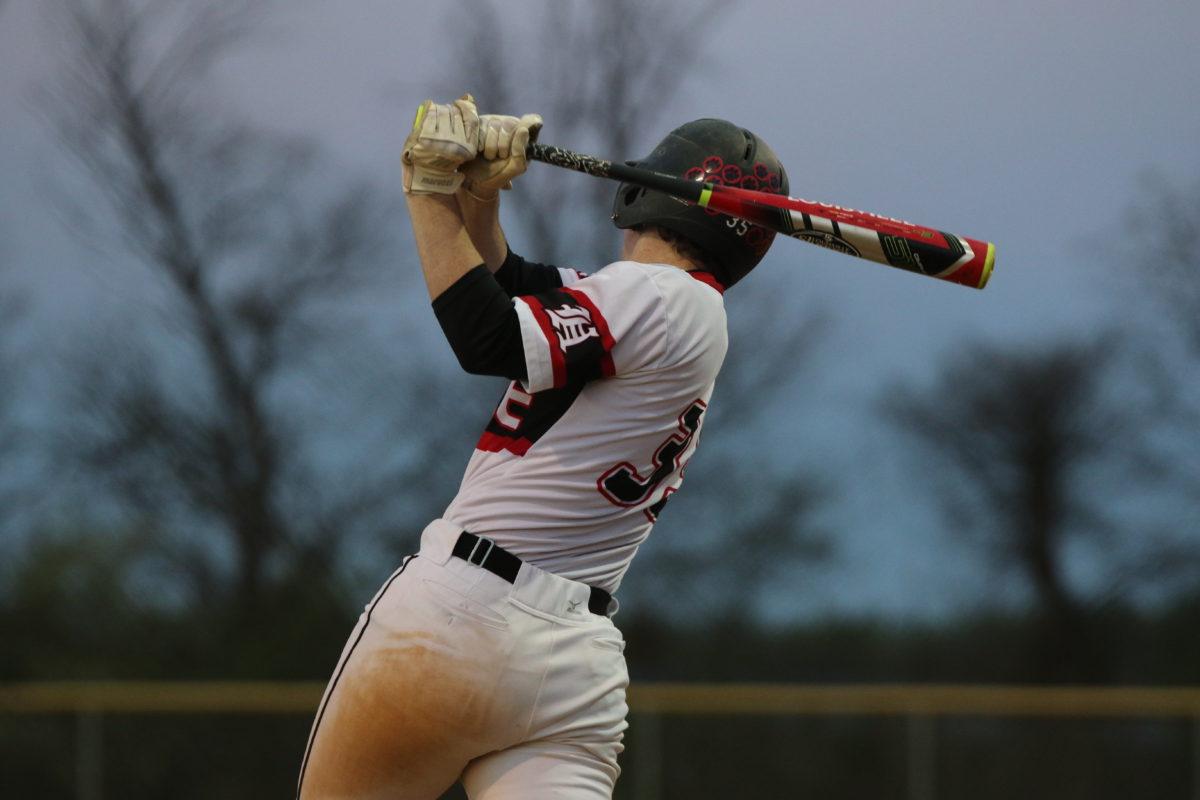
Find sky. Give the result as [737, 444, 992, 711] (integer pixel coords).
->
[1, 0, 1198, 619]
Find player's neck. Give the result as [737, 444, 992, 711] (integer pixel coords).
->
[622, 230, 705, 273]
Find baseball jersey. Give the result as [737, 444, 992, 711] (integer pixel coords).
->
[441, 256, 728, 593]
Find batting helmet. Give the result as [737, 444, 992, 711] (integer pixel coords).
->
[611, 118, 788, 288]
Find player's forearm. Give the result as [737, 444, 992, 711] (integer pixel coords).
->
[406, 190, 485, 301]
[456, 188, 508, 272]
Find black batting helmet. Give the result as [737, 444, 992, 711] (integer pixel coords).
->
[611, 118, 788, 288]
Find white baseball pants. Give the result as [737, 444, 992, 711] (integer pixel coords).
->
[297, 519, 629, 799]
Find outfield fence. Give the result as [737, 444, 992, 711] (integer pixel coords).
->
[2, 682, 1199, 799]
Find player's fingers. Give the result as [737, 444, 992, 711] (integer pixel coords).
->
[455, 94, 479, 142]
[519, 114, 543, 137]
[482, 120, 502, 161]
[479, 116, 512, 160]
[510, 115, 541, 161]
[431, 103, 451, 136]
[519, 114, 543, 150]
[511, 125, 530, 160]
[500, 120, 516, 158]
[402, 100, 434, 165]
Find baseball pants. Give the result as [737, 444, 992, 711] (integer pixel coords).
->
[297, 518, 629, 799]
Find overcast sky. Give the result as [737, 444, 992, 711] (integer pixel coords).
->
[2, 0, 1198, 618]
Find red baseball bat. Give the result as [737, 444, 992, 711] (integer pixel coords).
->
[527, 142, 995, 289]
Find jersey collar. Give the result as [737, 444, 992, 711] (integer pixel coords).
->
[687, 270, 726, 294]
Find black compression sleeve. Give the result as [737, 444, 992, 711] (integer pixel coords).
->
[493, 248, 569, 296]
[432, 264, 527, 380]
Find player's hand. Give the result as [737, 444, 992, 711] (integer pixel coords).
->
[402, 94, 480, 195]
[461, 113, 543, 199]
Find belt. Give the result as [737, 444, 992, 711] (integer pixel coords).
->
[451, 531, 613, 616]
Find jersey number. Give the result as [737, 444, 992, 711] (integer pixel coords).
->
[598, 400, 706, 519]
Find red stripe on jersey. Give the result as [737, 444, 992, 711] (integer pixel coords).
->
[525, 298, 569, 387]
[687, 270, 726, 294]
[561, 287, 616, 378]
[477, 430, 534, 456]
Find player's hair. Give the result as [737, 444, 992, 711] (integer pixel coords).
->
[611, 118, 788, 288]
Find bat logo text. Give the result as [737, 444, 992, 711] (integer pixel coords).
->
[790, 230, 859, 257]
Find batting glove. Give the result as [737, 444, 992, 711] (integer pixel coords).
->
[402, 94, 480, 195]
[461, 113, 543, 199]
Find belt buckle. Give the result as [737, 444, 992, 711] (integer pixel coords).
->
[467, 534, 496, 567]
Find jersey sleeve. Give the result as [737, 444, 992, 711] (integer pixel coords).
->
[494, 249, 585, 296]
[514, 262, 668, 394]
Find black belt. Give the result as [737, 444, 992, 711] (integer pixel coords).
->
[452, 531, 613, 616]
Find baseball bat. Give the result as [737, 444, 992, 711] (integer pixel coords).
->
[527, 142, 995, 290]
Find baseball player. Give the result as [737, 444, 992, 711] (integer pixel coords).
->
[297, 94, 788, 799]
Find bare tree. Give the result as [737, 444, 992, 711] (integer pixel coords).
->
[1122, 172, 1200, 355]
[441, 0, 726, 267]
[0, 264, 26, 532]
[38, 0, 419, 609]
[1106, 172, 1200, 599]
[883, 336, 1156, 681]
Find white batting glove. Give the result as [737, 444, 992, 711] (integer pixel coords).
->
[461, 113, 543, 199]
[402, 94, 480, 195]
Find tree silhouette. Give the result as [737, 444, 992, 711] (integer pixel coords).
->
[1108, 172, 1200, 601]
[441, 0, 726, 267]
[0, 259, 26, 532]
[884, 337, 1144, 681]
[1123, 172, 1200, 355]
[38, 0, 418, 612]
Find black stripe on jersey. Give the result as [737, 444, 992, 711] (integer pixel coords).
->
[525, 287, 614, 388]
[477, 379, 586, 456]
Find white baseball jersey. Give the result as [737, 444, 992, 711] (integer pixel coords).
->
[442, 260, 727, 593]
